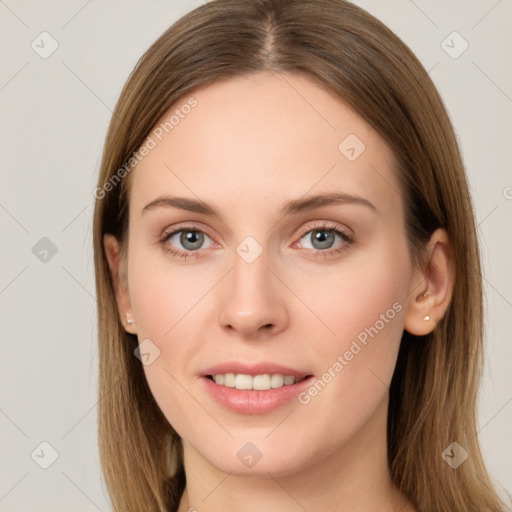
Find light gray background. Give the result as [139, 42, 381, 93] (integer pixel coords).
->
[1, 1, 511, 510]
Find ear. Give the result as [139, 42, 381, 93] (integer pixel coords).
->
[403, 228, 455, 336]
[103, 233, 137, 334]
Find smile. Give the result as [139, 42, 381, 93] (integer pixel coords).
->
[208, 373, 306, 390]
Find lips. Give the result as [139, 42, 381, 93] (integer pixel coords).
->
[200, 362, 314, 414]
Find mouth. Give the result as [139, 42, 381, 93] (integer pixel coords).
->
[200, 363, 314, 414]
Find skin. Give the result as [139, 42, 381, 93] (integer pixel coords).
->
[104, 71, 454, 512]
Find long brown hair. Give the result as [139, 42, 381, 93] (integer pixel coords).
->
[92, 1, 509, 510]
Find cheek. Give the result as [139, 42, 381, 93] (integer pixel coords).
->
[291, 243, 411, 406]
[126, 246, 221, 434]
[127, 241, 209, 341]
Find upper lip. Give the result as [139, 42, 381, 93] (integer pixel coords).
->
[201, 362, 312, 379]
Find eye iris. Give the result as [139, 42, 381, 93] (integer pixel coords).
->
[180, 231, 204, 250]
[311, 230, 334, 250]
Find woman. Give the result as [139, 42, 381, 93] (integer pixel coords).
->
[92, 0, 509, 510]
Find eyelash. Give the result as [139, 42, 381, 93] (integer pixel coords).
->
[158, 221, 356, 260]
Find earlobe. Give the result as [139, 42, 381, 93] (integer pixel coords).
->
[403, 228, 454, 336]
[103, 233, 137, 334]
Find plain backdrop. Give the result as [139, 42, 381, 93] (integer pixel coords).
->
[1, 0, 511, 510]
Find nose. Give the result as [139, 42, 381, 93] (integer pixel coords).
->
[217, 249, 289, 339]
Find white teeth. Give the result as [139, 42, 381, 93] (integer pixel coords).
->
[253, 374, 271, 390]
[223, 373, 235, 387]
[212, 373, 301, 390]
[271, 374, 284, 388]
[235, 374, 253, 390]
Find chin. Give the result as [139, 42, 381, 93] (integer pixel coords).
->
[187, 434, 320, 478]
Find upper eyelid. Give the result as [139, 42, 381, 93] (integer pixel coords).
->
[162, 222, 214, 239]
[297, 221, 346, 234]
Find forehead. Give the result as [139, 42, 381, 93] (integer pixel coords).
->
[130, 71, 402, 220]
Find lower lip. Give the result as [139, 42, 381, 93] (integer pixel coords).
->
[201, 376, 314, 414]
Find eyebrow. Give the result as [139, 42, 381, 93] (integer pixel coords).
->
[141, 192, 377, 217]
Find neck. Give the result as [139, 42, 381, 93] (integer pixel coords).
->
[177, 396, 415, 512]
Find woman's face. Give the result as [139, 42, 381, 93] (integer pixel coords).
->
[120, 71, 422, 476]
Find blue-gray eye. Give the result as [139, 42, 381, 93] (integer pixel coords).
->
[300, 229, 343, 250]
[168, 230, 213, 251]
